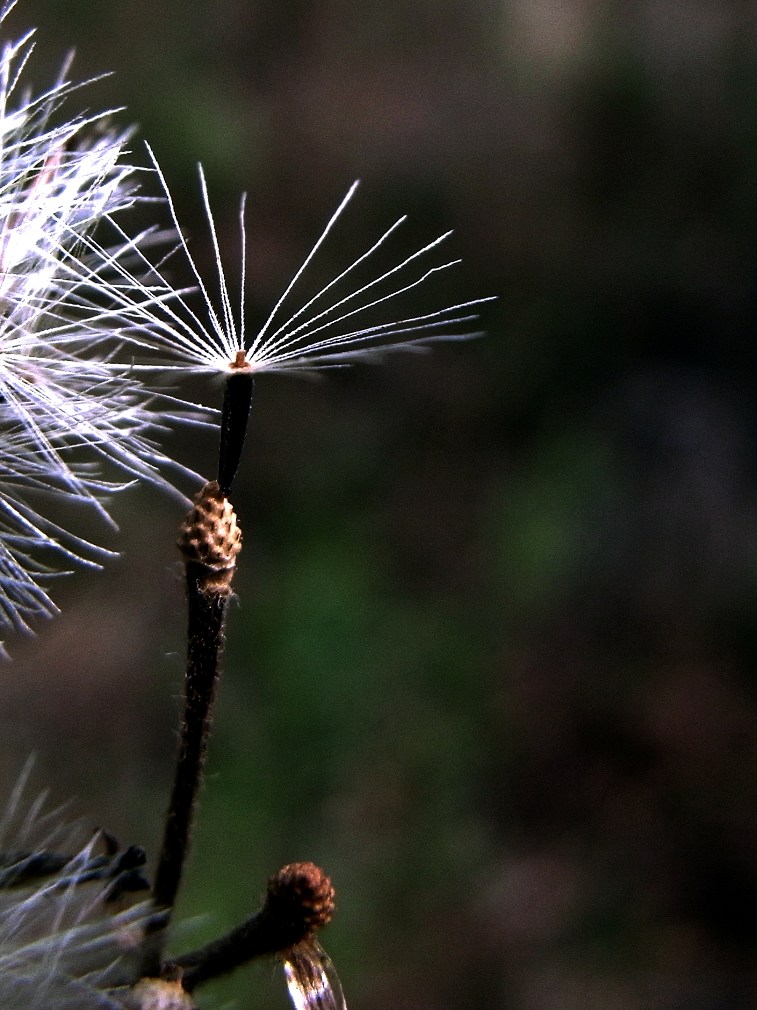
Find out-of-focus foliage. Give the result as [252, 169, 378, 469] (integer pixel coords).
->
[2, 1, 757, 1008]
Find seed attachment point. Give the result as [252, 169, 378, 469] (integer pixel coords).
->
[230, 349, 249, 370]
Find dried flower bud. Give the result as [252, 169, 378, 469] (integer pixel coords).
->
[177, 481, 242, 594]
[263, 862, 336, 949]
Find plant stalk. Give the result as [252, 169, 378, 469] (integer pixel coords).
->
[218, 366, 254, 496]
[151, 564, 228, 915]
[143, 482, 242, 974]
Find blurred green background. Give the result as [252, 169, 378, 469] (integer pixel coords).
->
[2, 1, 757, 1007]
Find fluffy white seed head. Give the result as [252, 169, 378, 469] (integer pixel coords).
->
[0, 761, 153, 1009]
[0, 9, 214, 651]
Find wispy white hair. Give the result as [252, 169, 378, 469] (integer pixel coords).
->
[101, 147, 495, 380]
[0, 761, 154, 1008]
[0, 7, 213, 650]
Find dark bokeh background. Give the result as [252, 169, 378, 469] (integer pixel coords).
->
[2, 1, 757, 1007]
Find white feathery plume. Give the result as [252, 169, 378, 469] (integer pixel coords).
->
[0, 8, 213, 650]
[0, 761, 152, 1009]
[103, 145, 496, 379]
[0, 421, 121, 656]
[0, 14, 209, 485]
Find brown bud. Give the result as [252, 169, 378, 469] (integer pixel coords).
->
[177, 481, 242, 594]
[263, 862, 335, 948]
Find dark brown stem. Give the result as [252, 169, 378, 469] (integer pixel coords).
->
[143, 482, 242, 975]
[151, 564, 228, 915]
[162, 861, 336, 992]
[163, 908, 274, 991]
[218, 368, 254, 496]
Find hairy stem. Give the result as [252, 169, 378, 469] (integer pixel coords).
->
[151, 565, 228, 915]
[143, 482, 241, 975]
[164, 908, 273, 991]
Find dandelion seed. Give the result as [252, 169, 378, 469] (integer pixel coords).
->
[107, 147, 494, 490]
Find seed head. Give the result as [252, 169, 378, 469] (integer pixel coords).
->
[0, 9, 214, 650]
